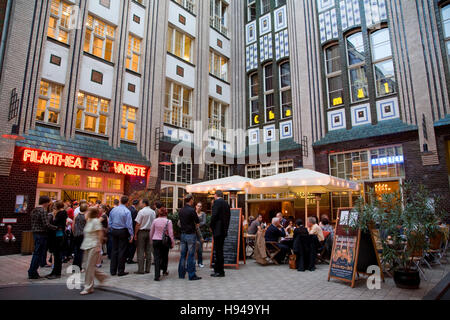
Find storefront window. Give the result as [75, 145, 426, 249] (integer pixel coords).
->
[87, 176, 102, 189]
[106, 195, 120, 207]
[38, 171, 56, 185]
[329, 151, 369, 181]
[108, 179, 121, 190]
[370, 146, 405, 179]
[161, 187, 174, 213]
[178, 188, 187, 209]
[63, 174, 80, 187]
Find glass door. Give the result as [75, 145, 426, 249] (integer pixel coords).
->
[36, 189, 61, 206]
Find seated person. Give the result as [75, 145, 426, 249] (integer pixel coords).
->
[248, 214, 263, 235]
[319, 215, 334, 238]
[307, 217, 324, 242]
[285, 220, 295, 237]
[276, 212, 288, 228]
[265, 217, 291, 264]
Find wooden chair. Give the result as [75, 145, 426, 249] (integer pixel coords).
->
[265, 241, 281, 265]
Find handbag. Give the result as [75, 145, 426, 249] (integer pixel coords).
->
[289, 254, 297, 269]
[162, 219, 172, 248]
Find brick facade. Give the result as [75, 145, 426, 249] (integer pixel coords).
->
[0, 147, 39, 255]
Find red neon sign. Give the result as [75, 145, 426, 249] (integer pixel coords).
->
[22, 148, 147, 177]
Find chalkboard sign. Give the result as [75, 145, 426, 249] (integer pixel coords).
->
[210, 208, 245, 269]
[328, 208, 383, 288]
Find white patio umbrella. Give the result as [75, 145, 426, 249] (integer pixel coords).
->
[247, 168, 359, 222]
[186, 175, 252, 193]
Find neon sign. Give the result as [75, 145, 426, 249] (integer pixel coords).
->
[22, 148, 147, 177]
[371, 155, 404, 166]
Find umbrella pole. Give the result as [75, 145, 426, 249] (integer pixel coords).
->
[304, 186, 308, 224]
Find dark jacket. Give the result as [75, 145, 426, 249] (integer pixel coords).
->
[129, 206, 138, 231]
[179, 204, 199, 234]
[292, 226, 309, 254]
[264, 224, 286, 242]
[210, 198, 230, 238]
[54, 210, 68, 232]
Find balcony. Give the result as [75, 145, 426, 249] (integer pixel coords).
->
[210, 16, 228, 37]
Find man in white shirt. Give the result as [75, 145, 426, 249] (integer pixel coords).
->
[134, 198, 156, 274]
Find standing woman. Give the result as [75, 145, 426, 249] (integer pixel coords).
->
[80, 207, 108, 295]
[73, 203, 88, 271]
[150, 207, 174, 281]
[46, 201, 67, 279]
[195, 202, 206, 268]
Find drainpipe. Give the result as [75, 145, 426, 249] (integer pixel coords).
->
[0, 0, 13, 79]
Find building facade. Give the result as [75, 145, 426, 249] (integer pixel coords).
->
[0, 0, 449, 255]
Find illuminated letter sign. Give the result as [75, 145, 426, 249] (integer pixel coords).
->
[371, 155, 404, 166]
[22, 148, 148, 177]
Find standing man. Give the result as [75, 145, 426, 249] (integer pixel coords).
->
[210, 190, 231, 277]
[134, 198, 156, 274]
[126, 199, 139, 264]
[178, 194, 201, 281]
[108, 196, 133, 276]
[28, 196, 57, 279]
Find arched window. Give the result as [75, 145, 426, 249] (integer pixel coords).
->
[346, 32, 368, 102]
[370, 28, 396, 97]
[279, 61, 292, 118]
[324, 44, 344, 107]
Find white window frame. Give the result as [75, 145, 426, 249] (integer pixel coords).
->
[164, 80, 193, 130]
[442, 4, 450, 71]
[121, 105, 137, 141]
[324, 44, 344, 108]
[160, 153, 193, 184]
[126, 34, 142, 73]
[247, 0, 256, 22]
[48, 0, 71, 44]
[209, 49, 229, 82]
[84, 15, 115, 62]
[206, 163, 230, 180]
[76, 92, 109, 135]
[261, 0, 270, 15]
[36, 80, 63, 124]
[173, 0, 195, 14]
[167, 25, 194, 63]
[210, 0, 228, 36]
[208, 98, 228, 141]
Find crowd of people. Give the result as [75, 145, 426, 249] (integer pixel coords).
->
[27, 190, 231, 295]
[246, 212, 334, 271]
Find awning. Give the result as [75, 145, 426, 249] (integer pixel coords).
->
[186, 175, 253, 193]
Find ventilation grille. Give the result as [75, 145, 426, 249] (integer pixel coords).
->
[0, 157, 13, 176]
[421, 152, 439, 166]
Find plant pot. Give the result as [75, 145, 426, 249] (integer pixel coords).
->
[393, 269, 420, 289]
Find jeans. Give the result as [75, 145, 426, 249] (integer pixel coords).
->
[178, 233, 197, 280]
[28, 233, 48, 277]
[51, 236, 64, 276]
[73, 236, 84, 270]
[196, 236, 203, 265]
[153, 240, 169, 279]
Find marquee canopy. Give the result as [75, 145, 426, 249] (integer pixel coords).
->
[186, 175, 253, 193]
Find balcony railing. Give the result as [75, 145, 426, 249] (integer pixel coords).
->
[210, 16, 228, 37]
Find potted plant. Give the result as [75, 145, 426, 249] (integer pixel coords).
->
[353, 182, 445, 289]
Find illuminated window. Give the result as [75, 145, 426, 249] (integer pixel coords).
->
[209, 49, 229, 81]
[121, 105, 137, 141]
[87, 176, 102, 189]
[167, 26, 193, 63]
[264, 63, 275, 122]
[36, 81, 62, 124]
[210, 0, 228, 36]
[106, 195, 120, 206]
[370, 146, 405, 179]
[325, 45, 344, 107]
[84, 15, 115, 62]
[63, 174, 80, 187]
[38, 171, 56, 185]
[48, 0, 71, 44]
[108, 178, 122, 190]
[249, 72, 259, 126]
[279, 62, 292, 118]
[329, 151, 370, 181]
[371, 28, 396, 97]
[76, 92, 109, 135]
[346, 32, 368, 102]
[208, 98, 228, 141]
[164, 80, 192, 130]
[160, 187, 174, 213]
[126, 34, 141, 72]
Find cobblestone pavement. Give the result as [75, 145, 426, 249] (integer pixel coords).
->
[0, 248, 448, 300]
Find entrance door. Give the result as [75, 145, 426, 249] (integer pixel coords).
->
[62, 190, 104, 204]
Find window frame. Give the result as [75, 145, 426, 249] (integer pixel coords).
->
[164, 80, 193, 130]
[324, 43, 345, 108]
[36, 80, 63, 124]
[167, 25, 194, 63]
[249, 72, 260, 127]
[263, 63, 275, 123]
[346, 31, 369, 103]
[126, 33, 142, 73]
[208, 98, 228, 142]
[75, 92, 110, 135]
[370, 28, 396, 97]
[279, 61, 292, 119]
[84, 15, 116, 62]
[120, 105, 137, 141]
[209, 49, 229, 82]
[48, 0, 71, 44]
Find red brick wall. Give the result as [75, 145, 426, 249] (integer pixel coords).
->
[0, 147, 39, 255]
